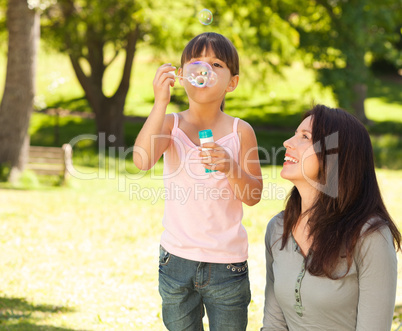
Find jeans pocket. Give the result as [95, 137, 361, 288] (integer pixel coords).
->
[159, 245, 172, 266]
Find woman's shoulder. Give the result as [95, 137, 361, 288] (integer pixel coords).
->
[354, 218, 396, 262]
[268, 211, 284, 226]
[265, 211, 285, 243]
[359, 217, 394, 242]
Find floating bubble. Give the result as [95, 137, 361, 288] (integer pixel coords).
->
[198, 9, 213, 25]
[182, 61, 217, 88]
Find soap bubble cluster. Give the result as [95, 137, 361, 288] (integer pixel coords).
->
[182, 61, 218, 88]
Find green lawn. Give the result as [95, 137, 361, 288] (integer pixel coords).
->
[1, 166, 402, 330]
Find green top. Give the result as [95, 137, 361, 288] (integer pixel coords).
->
[261, 211, 398, 331]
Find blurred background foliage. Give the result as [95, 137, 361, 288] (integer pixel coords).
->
[0, 0, 401, 172]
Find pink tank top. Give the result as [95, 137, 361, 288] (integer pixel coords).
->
[160, 113, 248, 263]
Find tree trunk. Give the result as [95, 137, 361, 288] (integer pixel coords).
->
[0, 0, 39, 182]
[68, 27, 139, 148]
[69, 56, 126, 148]
[351, 83, 369, 124]
[93, 96, 126, 148]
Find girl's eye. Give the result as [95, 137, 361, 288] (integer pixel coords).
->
[302, 134, 309, 140]
[213, 63, 223, 68]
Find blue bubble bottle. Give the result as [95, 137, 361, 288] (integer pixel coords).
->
[199, 130, 217, 173]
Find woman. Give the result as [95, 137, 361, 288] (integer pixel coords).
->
[261, 104, 400, 331]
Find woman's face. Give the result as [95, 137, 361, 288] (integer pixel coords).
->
[280, 116, 320, 186]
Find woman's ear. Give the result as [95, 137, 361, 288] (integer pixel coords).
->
[226, 75, 239, 92]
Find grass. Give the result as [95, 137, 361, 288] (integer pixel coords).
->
[1, 166, 402, 330]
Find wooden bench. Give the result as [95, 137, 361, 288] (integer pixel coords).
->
[27, 144, 73, 183]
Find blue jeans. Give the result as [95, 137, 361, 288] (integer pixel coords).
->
[158, 246, 251, 331]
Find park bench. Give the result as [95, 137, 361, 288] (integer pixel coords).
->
[27, 144, 73, 183]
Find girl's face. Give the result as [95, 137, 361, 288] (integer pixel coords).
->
[280, 116, 320, 186]
[178, 48, 238, 106]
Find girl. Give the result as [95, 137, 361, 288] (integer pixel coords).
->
[261, 104, 401, 330]
[134, 32, 263, 331]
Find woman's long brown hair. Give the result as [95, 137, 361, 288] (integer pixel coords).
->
[281, 104, 401, 279]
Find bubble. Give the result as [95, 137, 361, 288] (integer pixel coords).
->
[206, 72, 218, 87]
[182, 61, 217, 88]
[198, 9, 213, 25]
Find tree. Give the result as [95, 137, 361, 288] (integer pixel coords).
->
[42, 0, 208, 147]
[269, 0, 402, 123]
[41, 0, 212, 147]
[200, 0, 299, 86]
[41, 0, 300, 147]
[41, 0, 148, 147]
[0, 0, 40, 182]
[42, 0, 211, 147]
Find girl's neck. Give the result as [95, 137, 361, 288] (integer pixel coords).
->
[185, 105, 224, 128]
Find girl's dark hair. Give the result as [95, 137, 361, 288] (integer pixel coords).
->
[281, 104, 401, 279]
[180, 32, 239, 111]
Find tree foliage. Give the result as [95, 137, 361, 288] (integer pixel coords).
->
[201, 0, 299, 86]
[269, 0, 402, 122]
[41, 0, 151, 146]
[2, 0, 400, 134]
[173, 0, 299, 85]
[39, 0, 299, 145]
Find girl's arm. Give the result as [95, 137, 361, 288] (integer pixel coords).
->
[133, 64, 176, 170]
[355, 226, 397, 331]
[230, 120, 263, 205]
[201, 120, 262, 206]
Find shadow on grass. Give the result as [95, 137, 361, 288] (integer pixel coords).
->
[225, 98, 306, 129]
[30, 116, 96, 148]
[0, 324, 77, 331]
[0, 297, 82, 331]
[30, 92, 402, 170]
[46, 96, 91, 113]
[30, 113, 144, 151]
[368, 120, 402, 136]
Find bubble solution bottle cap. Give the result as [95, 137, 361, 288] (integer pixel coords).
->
[199, 129, 213, 139]
[199, 130, 217, 173]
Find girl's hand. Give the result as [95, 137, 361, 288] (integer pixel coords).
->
[153, 63, 176, 107]
[199, 142, 233, 174]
